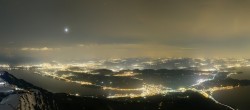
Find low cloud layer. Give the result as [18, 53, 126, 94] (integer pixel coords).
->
[21, 47, 54, 51]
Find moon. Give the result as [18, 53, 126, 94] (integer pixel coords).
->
[64, 27, 69, 33]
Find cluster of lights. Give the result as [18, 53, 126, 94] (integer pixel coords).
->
[72, 80, 93, 85]
[0, 64, 10, 68]
[36, 71, 93, 86]
[113, 71, 140, 77]
[102, 86, 141, 91]
[107, 84, 171, 98]
[1, 58, 250, 72]
[1, 58, 248, 101]
[204, 86, 237, 94]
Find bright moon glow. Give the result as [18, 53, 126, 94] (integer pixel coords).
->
[64, 28, 69, 33]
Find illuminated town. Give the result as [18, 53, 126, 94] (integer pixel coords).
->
[0, 58, 248, 101]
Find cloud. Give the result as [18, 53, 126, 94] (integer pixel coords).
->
[21, 47, 53, 51]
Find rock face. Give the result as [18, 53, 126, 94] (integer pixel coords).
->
[18, 90, 57, 110]
[0, 71, 234, 110]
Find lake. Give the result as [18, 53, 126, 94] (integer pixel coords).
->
[7, 70, 105, 96]
[212, 86, 250, 110]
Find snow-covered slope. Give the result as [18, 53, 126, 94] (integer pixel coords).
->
[0, 71, 57, 110]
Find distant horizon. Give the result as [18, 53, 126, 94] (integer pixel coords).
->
[0, 57, 249, 66]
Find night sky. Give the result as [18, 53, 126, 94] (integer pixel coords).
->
[1, 0, 250, 64]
